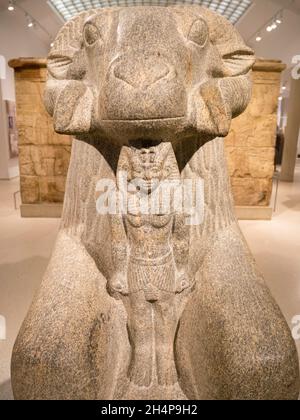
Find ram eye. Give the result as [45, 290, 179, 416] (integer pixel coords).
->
[84, 23, 100, 46]
[188, 19, 209, 48]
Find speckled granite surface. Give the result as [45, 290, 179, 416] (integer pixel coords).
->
[11, 5, 299, 400]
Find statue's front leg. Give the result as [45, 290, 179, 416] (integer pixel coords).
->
[12, 232, 122, 400]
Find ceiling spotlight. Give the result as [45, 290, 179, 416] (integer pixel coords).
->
[271, 22, 277, 30]
[26, 14, 34, 28]
[266, 26, 273, 32]
[8, 1, 15, 11]
[256, 35, 262, 42]
[276, 13, 282, 24]
[278, 96, 283, 101]
[50, 42, 54, 48]
[282, 86, 286, 91]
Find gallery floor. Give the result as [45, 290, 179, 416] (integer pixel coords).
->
[0, 161, 300, 400]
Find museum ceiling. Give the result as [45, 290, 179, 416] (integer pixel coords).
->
[47, 0, 253, 24]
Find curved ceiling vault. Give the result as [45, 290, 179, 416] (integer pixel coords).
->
[48, 0, 252, 24]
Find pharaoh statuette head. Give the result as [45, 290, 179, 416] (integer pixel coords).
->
[44, 5, 254, 145]
[117, 142, 179, 195]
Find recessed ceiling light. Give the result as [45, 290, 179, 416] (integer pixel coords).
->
[48, 0, 252, 24]
[8, 0, 15, 12]
[276, 12, 283, 25]
[26, 14, 34, 28]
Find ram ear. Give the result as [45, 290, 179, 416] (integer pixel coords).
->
[44, 10, 97, 134]
[193, 7, 255, 138]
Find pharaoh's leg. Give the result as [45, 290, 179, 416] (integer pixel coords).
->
[126, 292, 154, 387]
[154, 292, 178, 386]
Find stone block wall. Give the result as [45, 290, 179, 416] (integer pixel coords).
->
[9, 58, 71, 216]
[10, 58, 285, 218]
[225, 59, 285, 213]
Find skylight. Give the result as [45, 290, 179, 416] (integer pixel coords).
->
[48, 0, 252, 24]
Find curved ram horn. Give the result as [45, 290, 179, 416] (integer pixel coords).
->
[195, 7, 255, 136]
[44, 10, 97, 135]
[203, 8, 255, 78]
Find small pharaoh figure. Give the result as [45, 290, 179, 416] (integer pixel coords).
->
[108, 142, 194, 387]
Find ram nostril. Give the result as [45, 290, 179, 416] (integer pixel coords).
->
[113, 59, 170, 89]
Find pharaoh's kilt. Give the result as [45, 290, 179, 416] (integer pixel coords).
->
[128, 251, 176, 293]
